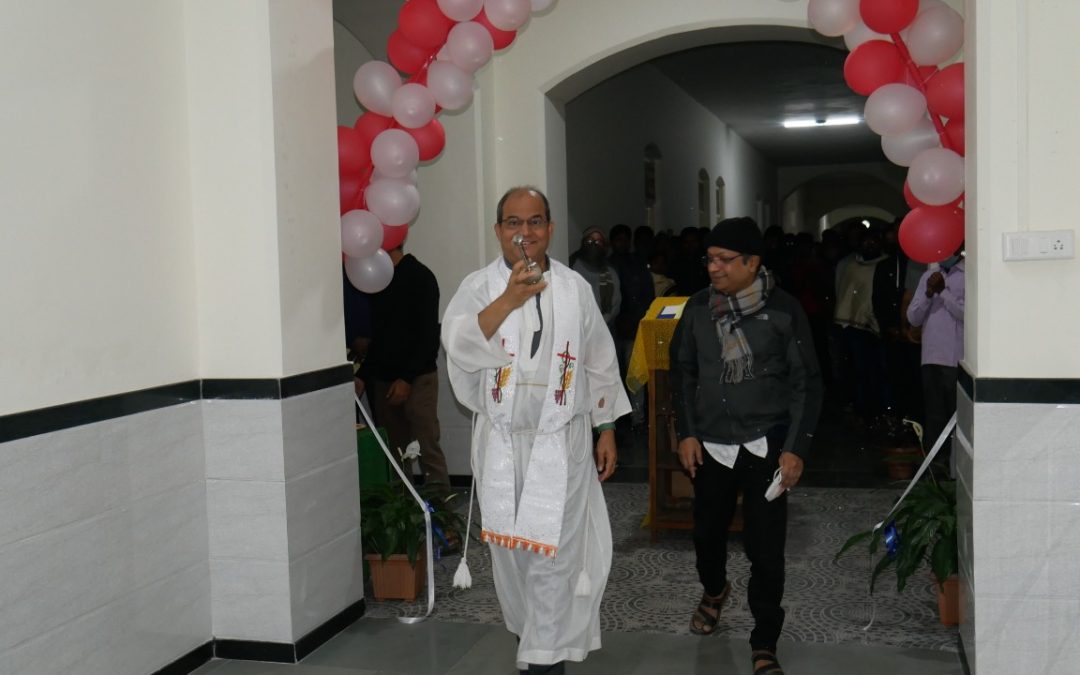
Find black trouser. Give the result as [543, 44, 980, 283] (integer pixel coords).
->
[520, 663, 564, 674]
[693, 443, 787, 651]
[922, 364, 958, 465]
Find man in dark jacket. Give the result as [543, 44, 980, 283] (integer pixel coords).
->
[669, 217, 822, 675]
[359, 242, 449, 492]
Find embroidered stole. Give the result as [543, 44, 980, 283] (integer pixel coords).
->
[480, 259, 580, 557]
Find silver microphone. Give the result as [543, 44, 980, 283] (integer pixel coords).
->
[512, 233, 543, 285]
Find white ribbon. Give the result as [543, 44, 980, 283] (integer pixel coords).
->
[862, 411, 958, 632]
[355, 394, 434, 624]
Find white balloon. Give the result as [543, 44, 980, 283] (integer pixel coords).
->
[341, 209, 384, 259]
[391, 83, 436, 129]
[843, 19, 888, 51]
[484, 0, 530, 31]
[427, 61, 474, 111]
[881, 117, 941, 167]
[365, 178, 421, 226]
[352, 61, 401, 117]
[436, 0, 484, 22]
[906, 5, 964, 66]
[807, 0, 860, 37]
[370, 129, 420, 179]
[864, 83, 928, 136]
[446, 21, 494, 74]
[530, 0, 555, 11]
[344, 249, 395, 294]
[909, 147, 965, 205]
[372, 167, 419, 185]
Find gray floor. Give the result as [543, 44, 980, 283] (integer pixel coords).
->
[192, 618, 962, 674]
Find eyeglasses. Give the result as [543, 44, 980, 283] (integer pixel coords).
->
[584, 237, 605, 246]
[702, 253, 745, 267]
[500, 216, 548, 230]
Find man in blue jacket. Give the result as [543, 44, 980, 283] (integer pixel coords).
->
[669, 217, 822, 675]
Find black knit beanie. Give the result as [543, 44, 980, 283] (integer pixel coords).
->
[705, 217, 764, 257]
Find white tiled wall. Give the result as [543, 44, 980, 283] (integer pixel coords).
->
[205, 383, 363, 643]
[965, 400, 1080, 673]
[0, 403, 211, 675]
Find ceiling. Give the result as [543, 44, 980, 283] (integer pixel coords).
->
[333, 2, 885, 167]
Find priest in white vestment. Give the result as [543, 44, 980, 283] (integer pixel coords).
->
[442, 187, 631, 675]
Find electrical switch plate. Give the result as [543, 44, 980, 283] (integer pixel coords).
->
[1002, 230, 1075, 261]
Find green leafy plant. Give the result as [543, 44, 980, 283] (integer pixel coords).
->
[836, 474, 957, 593]
[360, 480, 465, 567]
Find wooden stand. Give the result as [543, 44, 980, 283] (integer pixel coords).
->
[647, 369, 694, 541]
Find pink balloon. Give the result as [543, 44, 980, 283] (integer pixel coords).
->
[391, 83, 436, 129]
[808, 0, 860, 37]
[437, 0, 484, 22]
[908, 147, 965, 206]
[427, 61, 474, 110]
[899, 206, 964, 264]
[925, 63, 964, 121]
[484, 0, 530, 31]
[903, 180, 927, 209]
[903, 65, 938, 89]
[905, 4, 964, 66]
[864, 83, 927, 136]
[446, 21, 494, 73]
[370, 129, 420, 178]
[364, 178, 421, 226]
[399, 0, 456, 50]
[340, 173, 363, 216]
[843, 19, 888, 50]
[844, 40, 904, 96]
[382, 223, 409, 251]
[344, 249, 395, 293]
[352, 61, 401, 116]
[882, 116, 940, 167]
[475, 9, 517, 50]
[859, 0, 918, 34]
[341, 209, 385, 259]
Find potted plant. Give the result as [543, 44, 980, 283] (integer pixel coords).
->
[360, 479, 465, 601]
[836, 471, 960, 625]
[881, 419, 924, 481]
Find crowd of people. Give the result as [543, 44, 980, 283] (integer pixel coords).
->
[345, 186, 964, 675]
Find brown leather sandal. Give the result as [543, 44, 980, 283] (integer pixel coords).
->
[689, 581, 731, 635]
[751, 649, 785, 675]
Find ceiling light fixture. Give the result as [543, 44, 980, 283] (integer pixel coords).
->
[782, 115, 862, 129]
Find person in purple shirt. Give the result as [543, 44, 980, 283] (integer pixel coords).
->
[906, 251, 965, 470]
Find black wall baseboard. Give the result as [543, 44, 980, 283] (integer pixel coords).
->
[957, 364, 1080, 404]
[0, 364, 353, 444]
[152, 598, 365, 673]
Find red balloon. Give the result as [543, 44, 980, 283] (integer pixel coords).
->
[860, 0, 918, 34]
[474, 9, 517, 50]
[382, 223, 409, 251]
[337, 126, 369, 176]
[405, 117, 446, 161]
[354, 112, 394, 147]
[340, 173, 364, 215]
[399, 0, 455, 50]
[899, 206, 965, 263]
[925, 63, 964, 122]
[903, 180, 926, 209]
[903, 65, 938, 90]
[944, 119, 964, 156]
[844, 40, 905, 96]
[388, 29, 432, 75]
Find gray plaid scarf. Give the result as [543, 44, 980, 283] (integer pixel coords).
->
[708, 268, 775, 383]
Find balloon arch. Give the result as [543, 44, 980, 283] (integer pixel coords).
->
[339, 0, 966, 293]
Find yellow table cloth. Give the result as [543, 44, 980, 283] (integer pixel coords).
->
[625, 296, 688, 394]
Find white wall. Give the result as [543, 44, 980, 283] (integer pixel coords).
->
[565, 63, 775, 243]
[0, 0, 198, 415]
[967, 0, 1080, 379]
